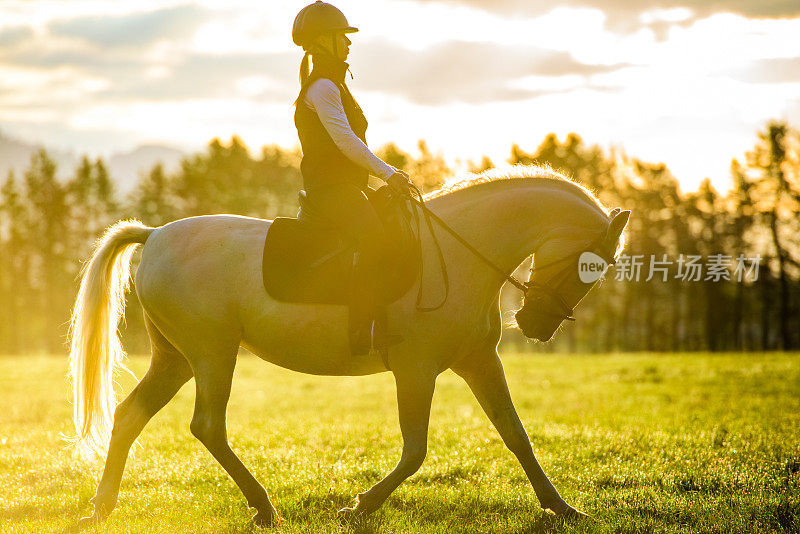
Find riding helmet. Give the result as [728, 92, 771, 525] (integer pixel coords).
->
[292, 1, 358, 48]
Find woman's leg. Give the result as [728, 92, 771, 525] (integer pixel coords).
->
[306, 184, 398, 353]
[308, 184, 386, 252]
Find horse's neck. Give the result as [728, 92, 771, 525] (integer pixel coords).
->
[428, 180, 607, 296]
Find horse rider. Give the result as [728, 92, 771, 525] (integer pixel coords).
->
[292, 1, 411, 356]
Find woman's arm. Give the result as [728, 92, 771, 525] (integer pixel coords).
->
[305, 79, 396, 181]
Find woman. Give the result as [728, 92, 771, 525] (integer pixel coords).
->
[292, 1, 410, 356]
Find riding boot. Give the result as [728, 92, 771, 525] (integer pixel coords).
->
[348, 252, 403, 356]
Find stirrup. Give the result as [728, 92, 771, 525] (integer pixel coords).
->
[369, 320, 404, 351]
[351, 320, 403, 356]
[368, 320, 403, 371]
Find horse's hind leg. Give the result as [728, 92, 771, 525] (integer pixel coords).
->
[340, 361, 438, 516]
[80, 316, 193, 528]
[189, 347, 278, 526]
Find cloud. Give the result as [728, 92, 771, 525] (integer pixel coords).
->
[0, 38, 298, 103]
[646, 18, 696, 41]
[95, 52, 299, 102]
[0, 6, 298, 105]
[414, 0, 800, 19]
[410, 0, 800, 37]
[725, 57, 800, 84]
[786, 99, 800, 125]
[0, 26, 34, 48]
[48, 5, 209, 49]
[0, 32, 623, 107]
[1, 47, 132, 71]
[350, 39, 625, 105]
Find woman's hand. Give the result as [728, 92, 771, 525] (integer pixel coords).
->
[388, 170, 411, 197]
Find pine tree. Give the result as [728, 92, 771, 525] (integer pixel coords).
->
[129, 163, 177, 226]
[409, 140, 450, 193]
[744, 121, 800, 349]
[0, 171, 28, 352]
[24, 149, 70, 353]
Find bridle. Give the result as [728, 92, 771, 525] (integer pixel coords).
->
[521, 235, 617, 322]
[404, 184, 618, 323]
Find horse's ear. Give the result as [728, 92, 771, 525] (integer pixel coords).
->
[605, 210, 630, 243]
[609, 207, 621, 218]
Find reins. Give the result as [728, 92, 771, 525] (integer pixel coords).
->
[403, 183, 613, 316]
[407, 184, 450, 311]
[406, 184, 526, 313]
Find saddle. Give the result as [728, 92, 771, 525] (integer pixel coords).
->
[262, 185, 419, 306]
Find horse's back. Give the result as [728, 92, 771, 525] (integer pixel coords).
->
[135, 215, 271, 329]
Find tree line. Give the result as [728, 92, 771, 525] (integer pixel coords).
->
[0, 122, 797, 354]
[508, 121, 800, 353]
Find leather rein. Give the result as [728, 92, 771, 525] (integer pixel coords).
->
[405, 184, 615, 320]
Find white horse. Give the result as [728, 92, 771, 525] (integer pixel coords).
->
[68, 165, 628, 530]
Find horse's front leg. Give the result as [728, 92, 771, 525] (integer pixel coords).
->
[452, 351, 588, 518]
[340, 363, 437, 516]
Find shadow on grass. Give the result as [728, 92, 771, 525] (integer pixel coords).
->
[261, 490, 574, 533]
[390, 492, 595, 534]
[295, 491, 354, 511]
[0, 502, 78, 523]
[511, 514, 586, 534]
[276, 491, 387, 533]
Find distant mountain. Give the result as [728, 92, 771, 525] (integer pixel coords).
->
[0, 133, 77, 182]
[0, 132, 186, 194]
[106, 144, 185, 193]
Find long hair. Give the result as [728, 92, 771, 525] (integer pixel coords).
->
[294, 41, 341, 106]
[298, 51, 311, 90]
[294, 50, 314, 107]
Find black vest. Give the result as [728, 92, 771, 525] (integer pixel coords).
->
[295, 56, 370, 192]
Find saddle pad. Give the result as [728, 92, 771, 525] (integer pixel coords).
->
[262, 217, 354, 304]
[262, 186, 420, 306]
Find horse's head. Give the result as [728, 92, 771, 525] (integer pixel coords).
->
[515, 208, 630, 342]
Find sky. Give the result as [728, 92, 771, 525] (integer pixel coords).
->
[1, 0, 799, 192]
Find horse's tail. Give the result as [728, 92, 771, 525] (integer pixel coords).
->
[68, 219, 155, 459]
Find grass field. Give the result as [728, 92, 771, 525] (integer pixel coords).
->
[1, 352, 798, 533]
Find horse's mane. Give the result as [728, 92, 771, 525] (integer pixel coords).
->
[423, 164, 607, 216]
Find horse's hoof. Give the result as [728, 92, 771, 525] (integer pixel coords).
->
[546, 504, 593, 521]
[250, 509, 279, 528]
[337, 506, 357, 517]
[337, 505, 364, 522]
[64, 515, 98, 533]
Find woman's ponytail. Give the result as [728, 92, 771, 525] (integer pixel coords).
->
[299, 50, 310, 88]
[294, 51, 311, 107]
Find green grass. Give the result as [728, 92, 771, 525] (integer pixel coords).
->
[1, 352, 798, 533]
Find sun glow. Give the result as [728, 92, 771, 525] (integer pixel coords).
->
[0, 0, 798, 191]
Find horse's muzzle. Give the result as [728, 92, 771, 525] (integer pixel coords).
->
[514, 302, 559, 342]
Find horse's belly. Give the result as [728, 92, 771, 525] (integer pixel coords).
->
[239, 303, 388, 376]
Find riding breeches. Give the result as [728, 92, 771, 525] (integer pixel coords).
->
[303, 183, 389, 282]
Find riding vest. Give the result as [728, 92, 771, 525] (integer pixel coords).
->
[294, 56, 370, 192]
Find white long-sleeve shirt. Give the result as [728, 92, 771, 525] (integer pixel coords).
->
[303, 78, 396, 181]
